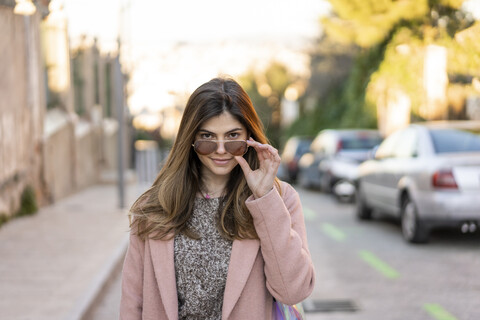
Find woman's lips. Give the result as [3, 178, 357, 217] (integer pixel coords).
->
[211, 158, 232, 165]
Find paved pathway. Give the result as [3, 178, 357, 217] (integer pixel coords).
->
[0, 183, 145, 320]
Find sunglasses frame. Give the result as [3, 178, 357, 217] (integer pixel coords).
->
[192, 139, 249, 156]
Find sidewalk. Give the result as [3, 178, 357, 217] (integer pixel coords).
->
[0, 182, 145, 320]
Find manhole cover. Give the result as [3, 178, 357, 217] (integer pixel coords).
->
[302, 299, 358, 313]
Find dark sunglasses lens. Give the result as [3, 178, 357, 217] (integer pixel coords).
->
[194, 141, 217, 155]
[225, 141, 247, 156]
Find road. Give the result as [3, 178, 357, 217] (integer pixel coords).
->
[300, 186, 480, 320]
[88, 186, 480, 320]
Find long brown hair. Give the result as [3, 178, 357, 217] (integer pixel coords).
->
[130, 77, 280, 240]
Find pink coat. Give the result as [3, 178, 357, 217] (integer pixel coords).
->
[120, 182, 315, 320]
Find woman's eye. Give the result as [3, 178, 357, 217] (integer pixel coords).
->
[200, 133, 212, 139]
[228, 132, 240, 139]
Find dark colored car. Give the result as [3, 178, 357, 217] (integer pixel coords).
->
[297, 129, 383, 193]
[278, 136, 313, 182]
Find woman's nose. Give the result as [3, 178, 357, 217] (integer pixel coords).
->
[216, 141, 227, 154]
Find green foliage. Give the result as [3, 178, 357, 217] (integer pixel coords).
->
[367, 28, 426, 116]
[288, 44, 381, 138]
[435, 0, 465, 9]
[323, 0, 428, 47]
[238, 70, 270, 125]
[134, 129, 155, 141]
[442, 22, 480, 76]
[0, 185, 38, 227]
[366, 9, 478, 119]
[339, 45, 384, 128]
[16, 185, 38, 217]
[239, 62, 296, 147]
[296, 0, 478, 132]
[0, 213, 9, 228]
[265, 62, 291, 94]
[283, 0, 476, 140]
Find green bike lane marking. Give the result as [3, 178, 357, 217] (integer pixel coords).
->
[304, 210, 399, 279]
[303, 207, 316, 222]
[303, 206, 346, 241]
[424, 304, 458, 320]
[302, 206, 456, 319]
[321, 223, 346, 242]
[358, 250, 400, 279]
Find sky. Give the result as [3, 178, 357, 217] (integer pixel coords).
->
[64, 0, 331, 114]
[63, 0, 480, 116]
[64, 0, 480, 46]
[65, 0, 330, 47]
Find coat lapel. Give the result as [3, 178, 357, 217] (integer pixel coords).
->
[222, 238, 260, 319]
[149, 237, 178, 320]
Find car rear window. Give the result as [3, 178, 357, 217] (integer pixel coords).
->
[341, 136, 382, 150]
[430, 129, 480, 153]
[295, 140, 312, 156]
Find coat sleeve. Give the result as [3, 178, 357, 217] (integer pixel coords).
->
[120, 232, 145, 320]
[245, 181, 315, 305]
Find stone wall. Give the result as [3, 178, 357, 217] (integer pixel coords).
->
[75, 121, 102, 190]
[0, 7, 45, 216]
[0, 4, 132, 218]
[43, 109, 76, 202]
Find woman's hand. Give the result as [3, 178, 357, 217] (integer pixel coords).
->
[235, 138, 281, 199]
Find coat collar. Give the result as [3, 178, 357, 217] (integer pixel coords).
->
[149, 236, 260, 320]
[149, 237, 178, 320]
[222, 238, 260, 319]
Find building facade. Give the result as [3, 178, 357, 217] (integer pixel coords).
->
[0, 0, 131, 219]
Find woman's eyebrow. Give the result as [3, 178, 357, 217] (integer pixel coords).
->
[197, 128, 244, 134]
[197, 129, 214, 134]
[226, 128, 244, 133]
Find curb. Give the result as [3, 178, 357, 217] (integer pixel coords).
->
[66, 234, 130, 320]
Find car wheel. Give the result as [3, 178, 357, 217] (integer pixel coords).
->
[401, 196, 429, 244]
[355, 184, 372, 220]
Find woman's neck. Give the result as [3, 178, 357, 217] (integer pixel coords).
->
[200, 174, 229, 199]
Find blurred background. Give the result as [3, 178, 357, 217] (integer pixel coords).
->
[1, 0, 480, 319]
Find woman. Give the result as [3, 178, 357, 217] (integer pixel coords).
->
[120, 77, 315, 319]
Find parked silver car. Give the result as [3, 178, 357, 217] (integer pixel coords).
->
[356, 121, 480, 243]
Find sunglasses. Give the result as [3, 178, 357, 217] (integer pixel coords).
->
[192, 140, 249, 156]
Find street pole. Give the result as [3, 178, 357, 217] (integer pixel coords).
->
[115, 52, 125, 209]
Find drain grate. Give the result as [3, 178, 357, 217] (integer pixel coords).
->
[302, 299, 359, 313]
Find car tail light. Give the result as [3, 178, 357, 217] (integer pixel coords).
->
[432, 170, 458, 189]
[336, 140, 343, 153]
[288, 161, 298, 171]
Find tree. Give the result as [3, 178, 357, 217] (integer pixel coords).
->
[305, 0, 478, 135]
[322, 0, 429, 48]
[239, 62, 296, 147]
